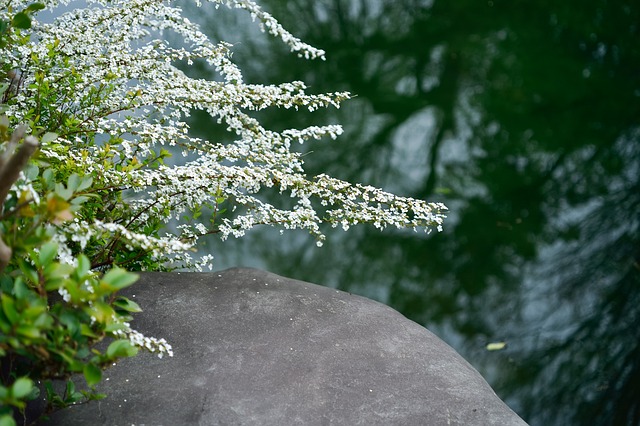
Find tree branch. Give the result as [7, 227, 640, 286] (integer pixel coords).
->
[0, 236, 11, 273]
[0, 127, 39, 273]
[0, 134, 38, 205]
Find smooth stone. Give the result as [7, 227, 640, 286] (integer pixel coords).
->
[41, 268, 527, 425]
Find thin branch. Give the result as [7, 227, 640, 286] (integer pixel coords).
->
[0, 197, 35, 221]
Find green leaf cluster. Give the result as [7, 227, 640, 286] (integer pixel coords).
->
[0, 124, 142, 421]
[1, 4, 174, 421]
[0, 251, 140, 418]
[0, 3, 44, 50]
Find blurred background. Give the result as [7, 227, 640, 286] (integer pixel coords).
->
[182, 1, 640, 424]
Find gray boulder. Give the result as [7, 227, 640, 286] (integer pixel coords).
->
[42, 268, 527, 425]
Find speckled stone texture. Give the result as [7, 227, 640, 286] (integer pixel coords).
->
[41, 268, 527, 425]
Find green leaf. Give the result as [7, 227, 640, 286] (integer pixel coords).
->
[25, 3, 46, 13]
[16, 325, 41, 339]
[19, 260, 39, 285]
[43, 262, 74, 281]
[76, 254, 91, 278]
[11, 12, 31, 29]
[23, 304, 47, 318]
[64, 380, 75, 398]
[106, 339, 138, 359]
[1, 294, 19, 324]
[24, 164, 39, 180]
[86, 392, 106, 401]
[41, 133, 58, 145]
[70, 195, 89, 206]
[85, 301, 114, 322]
[11, 377, 33, 399]
[101, 268, 138, 290]
[104, 322, 128, 333]
[12, 278, 30, 299]
[43, 381, 55, 400]
[486, 342, 507, 351]
[42, 168, 54, 187]
[80, 323, 98, 338]
[0, 414, 17, 426]
[39, 241, 58, 266]
[59, 311, 80, 335]
[83, 363, 102, 387]
[113, 296, 142, 313]
[54, 182, 73, 200]
[64, 380, 83, 404]
[32, 312, 51, 329]
[77, 175, 93, 191]
[67, 174, 80, 192]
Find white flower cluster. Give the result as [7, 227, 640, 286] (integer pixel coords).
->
[114, 324, 174, 358]
[4, 0, 447, 268]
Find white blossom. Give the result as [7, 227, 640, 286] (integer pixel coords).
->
[5, 0, 446, 265]
[114, 324, 174, 358]
[2, 0, 447, 357]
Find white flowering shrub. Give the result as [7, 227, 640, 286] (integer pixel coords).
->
[0, 0, 446, 422]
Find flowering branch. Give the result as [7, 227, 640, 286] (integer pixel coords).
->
[0, 1, 447, 417]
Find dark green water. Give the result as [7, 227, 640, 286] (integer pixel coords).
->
[185, 1, 640, 424]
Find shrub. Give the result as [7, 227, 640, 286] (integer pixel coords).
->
[0, 0, 447, 423]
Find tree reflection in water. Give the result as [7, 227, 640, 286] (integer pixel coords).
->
[187, 1, 640, 424]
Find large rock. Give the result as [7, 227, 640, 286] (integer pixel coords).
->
[42, 268, 527, 425]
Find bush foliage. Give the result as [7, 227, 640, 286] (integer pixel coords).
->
[0, 0, 447, 423]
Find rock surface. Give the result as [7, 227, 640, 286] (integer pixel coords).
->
[41, 268, 527, 425]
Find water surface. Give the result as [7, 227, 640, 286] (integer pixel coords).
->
[185, 1, 640, 424]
